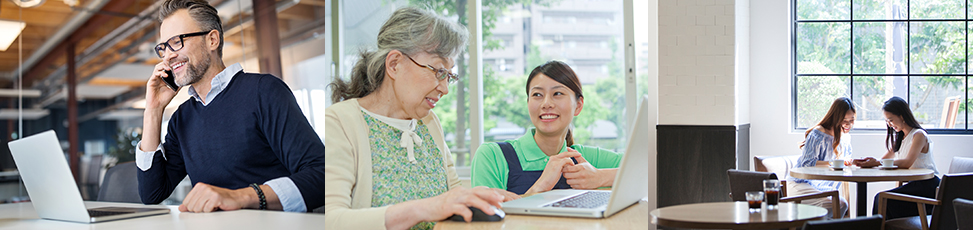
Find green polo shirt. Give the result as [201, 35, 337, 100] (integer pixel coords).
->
[470, 128, 623, 190]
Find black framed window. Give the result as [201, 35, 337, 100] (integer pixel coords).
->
[793, 0, 972, 133]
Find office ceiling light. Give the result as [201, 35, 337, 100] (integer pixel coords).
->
[9, 0, 46, 8]
[0, 19, 26, 51]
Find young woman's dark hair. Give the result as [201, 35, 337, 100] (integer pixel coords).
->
[883, 96, 923, 152]
[800, 97, 856, 156]
[526, 60, 583, 146]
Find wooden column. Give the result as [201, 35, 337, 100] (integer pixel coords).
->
[67, 43, 80, 183]
[252, 0, 283, 78]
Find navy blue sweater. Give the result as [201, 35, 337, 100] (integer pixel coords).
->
[138, 72, 326, 211]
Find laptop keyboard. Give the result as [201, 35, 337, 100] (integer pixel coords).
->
[87, 209, 135, 217]
[543, 191, 611, 208]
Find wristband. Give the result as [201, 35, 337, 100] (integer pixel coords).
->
[250, 183, 267, 210]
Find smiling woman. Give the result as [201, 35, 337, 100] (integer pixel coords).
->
[470, 61, 623, 196]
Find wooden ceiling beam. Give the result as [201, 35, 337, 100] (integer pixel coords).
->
[22, 0, 137, 88]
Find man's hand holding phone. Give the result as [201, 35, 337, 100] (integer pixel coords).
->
[140, 62, 181, 152]
[146, 62, 180, 111]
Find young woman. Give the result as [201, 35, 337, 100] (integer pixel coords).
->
[789, 97, 855, 218]
[470, 61, 623, 195]
[854, 96, 940, 219]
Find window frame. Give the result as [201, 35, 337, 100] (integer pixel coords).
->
[791, 0, 972, 134]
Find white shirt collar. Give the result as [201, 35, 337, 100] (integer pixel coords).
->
[187, 63, 243, 106]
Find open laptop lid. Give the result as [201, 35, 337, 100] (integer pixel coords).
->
[9, 130, 92, 222]
[602, 95, 650, 217]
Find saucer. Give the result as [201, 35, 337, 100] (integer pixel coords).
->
[878, 165, 899, 170]
[830, 167, 845, 171]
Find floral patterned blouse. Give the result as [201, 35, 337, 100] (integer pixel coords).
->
[364, 112, 448, 230]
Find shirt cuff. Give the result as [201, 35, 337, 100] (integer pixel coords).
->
[265, 177, 306, 212]
[135, 140, 165, 171]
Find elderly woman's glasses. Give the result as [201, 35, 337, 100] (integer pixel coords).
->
[154, 31, 210, 58]
[404, 53, 458, 84]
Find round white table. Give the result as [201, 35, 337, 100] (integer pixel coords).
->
[789, 166, 934, 217]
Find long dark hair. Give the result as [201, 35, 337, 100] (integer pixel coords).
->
[883, 96, 923, 152]
[801, 97, 856, 157]
[526, 61, 583, 146]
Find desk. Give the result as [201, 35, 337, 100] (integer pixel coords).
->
[0, 201, 324, 229]
[650, 202, 827, 229]
[433, 200, 648, 230]
[789, 167, 934, 217]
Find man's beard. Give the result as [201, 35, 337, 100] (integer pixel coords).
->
[178, 55, 211, 86]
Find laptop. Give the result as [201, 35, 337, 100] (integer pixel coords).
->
[501, 95, 650, 218]
[8, 130, 170, 223]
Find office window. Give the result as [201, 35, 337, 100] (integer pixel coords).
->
[793, 0, 971, 132]
[483, 0, 633, 153]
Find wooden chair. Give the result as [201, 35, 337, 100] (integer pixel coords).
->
[802, 214, 882, 230]
[726, 169, 841, 219]
[878, 173, 973, 230]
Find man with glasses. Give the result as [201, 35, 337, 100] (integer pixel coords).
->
[137, 0, 325, 213]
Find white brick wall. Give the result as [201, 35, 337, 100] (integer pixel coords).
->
[659, 0, 743, 126]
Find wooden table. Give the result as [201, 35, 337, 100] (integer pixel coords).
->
[433, 200, 648, 230]
[650, 202, 827, 229]
[789, 166, 934, 217]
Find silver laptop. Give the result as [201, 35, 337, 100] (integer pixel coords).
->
[501, 95, 650, 218]
[8, 130, 170, 223]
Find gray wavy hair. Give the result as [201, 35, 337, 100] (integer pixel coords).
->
[330, 7, 469, 103]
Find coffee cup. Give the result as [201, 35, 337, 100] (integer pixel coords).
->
[831, 159, 844, 168]
[881, 159, 894, 167]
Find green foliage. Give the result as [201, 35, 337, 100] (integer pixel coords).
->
[796, 0, 971, 128]
[796, 62, 847, 128]
[107, 128, 141, 167]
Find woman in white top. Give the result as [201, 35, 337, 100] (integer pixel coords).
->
[854, 96, 940, 220]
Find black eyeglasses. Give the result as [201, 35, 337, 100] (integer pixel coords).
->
[403, 53, 458, 84]
[154, 31, 210, 58]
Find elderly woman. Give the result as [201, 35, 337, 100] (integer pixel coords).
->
[324, 7, 518, 230]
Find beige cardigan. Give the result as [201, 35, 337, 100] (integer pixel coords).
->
[324, 99, 460, 230]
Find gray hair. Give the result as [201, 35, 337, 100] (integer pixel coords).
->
[330, 7, 469, 103]
[159, 0, 224, 57]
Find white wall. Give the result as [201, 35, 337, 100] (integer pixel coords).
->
[659, 0, 737, 126]
[749, 0, 973, 214]
[734, 0, 749, 125]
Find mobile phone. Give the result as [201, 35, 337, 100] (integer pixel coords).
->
[162, 69, 179, 91]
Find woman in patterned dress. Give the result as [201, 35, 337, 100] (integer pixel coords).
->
[324, 7, 519, 230]
[789, 97, 855, 218]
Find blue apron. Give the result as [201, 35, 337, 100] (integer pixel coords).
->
[497, 142, 575, 195]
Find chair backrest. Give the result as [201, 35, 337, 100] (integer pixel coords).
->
[803, 214, 882, 230]
[948, 156, 973, 174]
[84, 155, 103, 185]
[930, 173, 973, 230]
[97, 162, 141, 203]
[726, 169, 777, 202]
[954, 198, 973, 230]
[753, 155, 800, 178]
